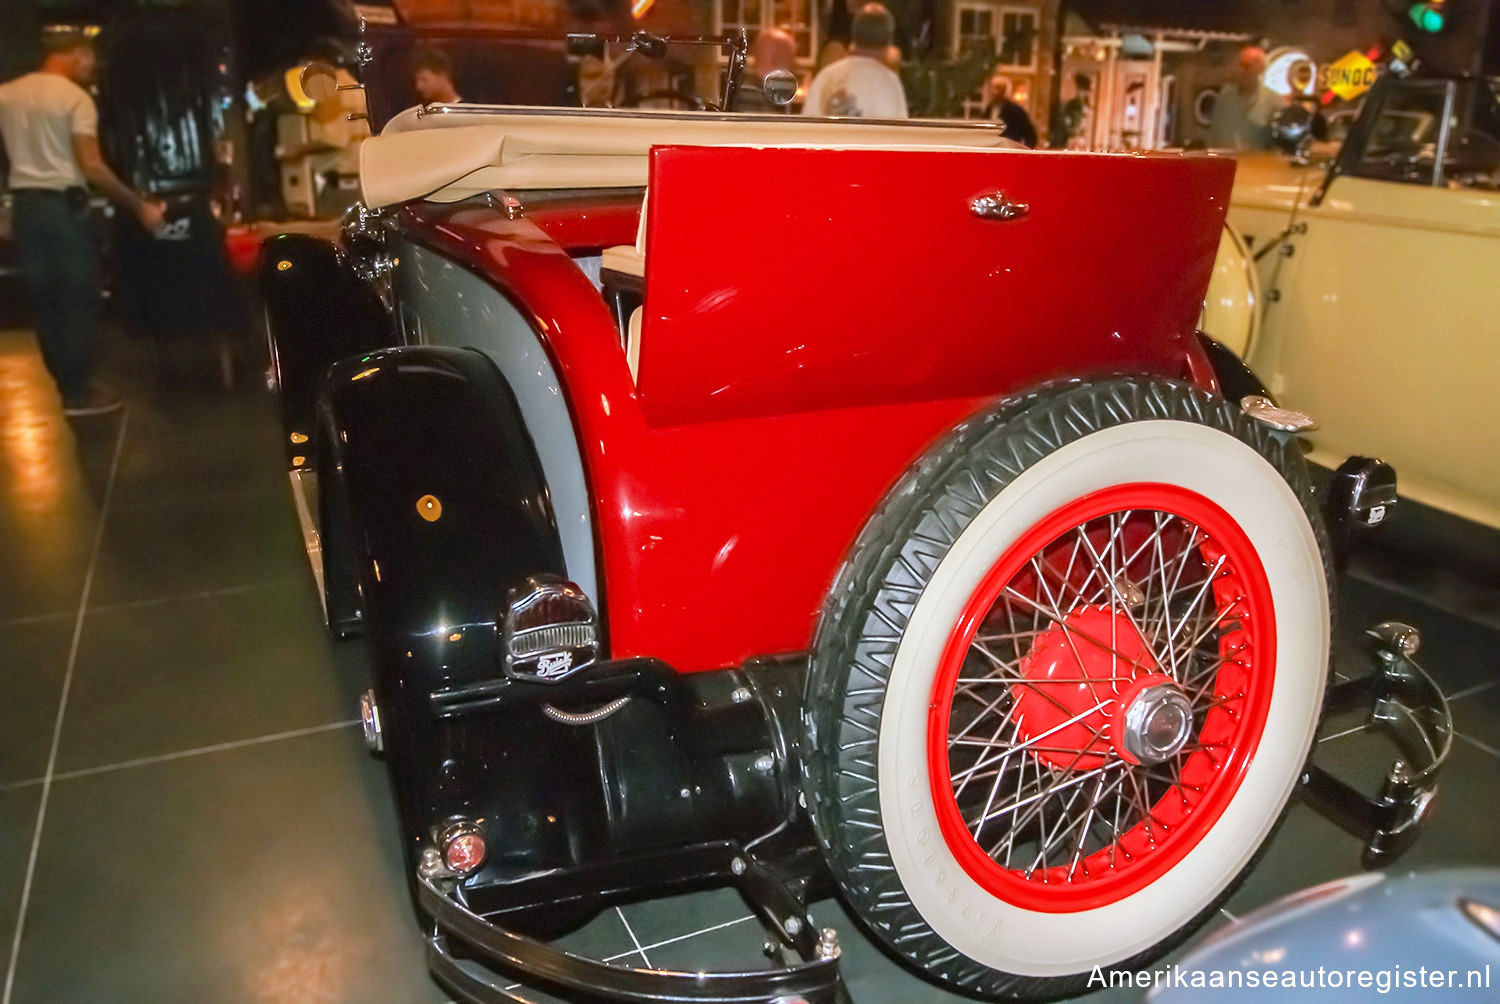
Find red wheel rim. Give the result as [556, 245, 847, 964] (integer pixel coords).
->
[926, 483, 1276, 912]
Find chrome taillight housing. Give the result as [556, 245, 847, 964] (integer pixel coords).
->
[502, 577, 598, 683]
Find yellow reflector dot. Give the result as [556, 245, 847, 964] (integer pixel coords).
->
[291, 455, 305, 466]
[277, 259, 293, 271]
[289, 432, 308, 444]
[417, 494, 442, 521]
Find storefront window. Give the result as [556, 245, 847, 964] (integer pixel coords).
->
[717, 0, 818, 63]
[997, 8, 1038, 70]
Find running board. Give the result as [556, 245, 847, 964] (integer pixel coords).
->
[288, 468, 326, 623]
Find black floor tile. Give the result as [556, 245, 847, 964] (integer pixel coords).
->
[9, 728, 450, 1004]
[0, 621, 72, 785]
[618, 886, 749, 948]
[56, 581, 357, 772]
[75, 397, 287, 513]
[87, 488, 308, 607]
[636, 914, 771, 975]
[0, 788, 41, 988]
[1338, 572, 1500, 698]
[1451, 683, 1500, 749]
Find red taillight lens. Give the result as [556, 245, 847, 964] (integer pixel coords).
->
[442, 823, 487, 874]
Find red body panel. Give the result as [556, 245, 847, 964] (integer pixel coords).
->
[403, 147, 1229, 674]
[638, 147, 1232, 426]
[522, 191, 641, 252]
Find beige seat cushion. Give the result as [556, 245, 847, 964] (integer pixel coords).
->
[600, 244, 644, 278]
[626, 307, 643, 382]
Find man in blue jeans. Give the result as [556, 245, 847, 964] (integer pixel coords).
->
[0, 30, 164, 415]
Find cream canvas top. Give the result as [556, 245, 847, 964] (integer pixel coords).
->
[359, 104, 1020, 208]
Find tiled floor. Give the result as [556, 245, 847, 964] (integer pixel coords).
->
[0, 327, 1497, 1003]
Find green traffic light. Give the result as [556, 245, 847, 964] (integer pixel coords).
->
[1408, 2, 1445, 31]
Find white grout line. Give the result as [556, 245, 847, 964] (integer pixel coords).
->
[1447, 679, 1500, 703]
[498, 911, 760, 996]
[3, 410, 128, 1004]
[615, 906, 651, 967]
[0, 577, 297, 630]
[0, 720, 360, 792]
[109, 485, 285, 513]
[1456, 731, 1500, 757]
[603, 914, 757, 962]
[1317, 722, 1371, 743]
[84, 579, 299, 616]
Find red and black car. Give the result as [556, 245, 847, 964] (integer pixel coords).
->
[260, 28, 1450, 1004]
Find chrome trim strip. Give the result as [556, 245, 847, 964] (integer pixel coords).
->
[412, 101, 1009, 133]
[288, 468, 325, 622]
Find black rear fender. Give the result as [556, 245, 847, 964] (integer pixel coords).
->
[260, 233, 393, 466]
[319, 345, 568, 679]
[318, 345, 571, 868]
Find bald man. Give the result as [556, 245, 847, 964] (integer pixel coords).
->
[1209, 46, 1275, 150]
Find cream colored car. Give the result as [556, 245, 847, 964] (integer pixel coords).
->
[1206, 74, 1500, 530]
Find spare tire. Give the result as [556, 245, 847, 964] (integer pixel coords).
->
[803, 376, 1332, 999]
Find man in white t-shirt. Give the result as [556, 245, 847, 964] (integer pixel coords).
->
[0, 31, 164, 415]
[801, 3, 908, 119]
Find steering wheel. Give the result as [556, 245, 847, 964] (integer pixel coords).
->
[622, 89, 715, 111]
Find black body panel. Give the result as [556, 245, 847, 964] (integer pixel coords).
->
[318, 345, 569, 869]
[1197, 331, 1270, 402]
[260, 234, 393, 465]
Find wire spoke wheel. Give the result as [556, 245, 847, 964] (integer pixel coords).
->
[928, 484, 1275, 911]
[804, 379, 1331, 998]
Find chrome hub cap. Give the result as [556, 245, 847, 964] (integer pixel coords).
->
[1120, 682, 1194, 765]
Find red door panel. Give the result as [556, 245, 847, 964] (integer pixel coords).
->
[637, 146, 1233, 427]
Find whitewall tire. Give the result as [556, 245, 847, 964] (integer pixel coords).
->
[803, 378, 1332, 1000]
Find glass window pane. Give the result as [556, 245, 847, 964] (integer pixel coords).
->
[1354, 84, 1448, 185]
[999, 11, 1036, 67]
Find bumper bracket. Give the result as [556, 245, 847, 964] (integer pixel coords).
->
[1301, 621, 1452, 868]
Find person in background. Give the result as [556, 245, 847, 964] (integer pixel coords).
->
[0, 30, 164, 416]
[801, 4, 907, 119]
[734, 28, 798, 112]
[816, 40, 848, 72]
[983, 71, 1038, 148]
[411, 47, 461, 105]
[1209, 46, 1274, 150]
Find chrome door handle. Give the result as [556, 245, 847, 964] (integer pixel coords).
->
[969, 191, 1029, 221]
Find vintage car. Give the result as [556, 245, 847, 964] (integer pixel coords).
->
[260, 28, 1451, 1003]
[1204, 71, 1500, 533]
[1151, 869, 1499, 1001]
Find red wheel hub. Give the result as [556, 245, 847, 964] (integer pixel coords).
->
[1012, 606, 1163, 770]
[926, 483, 1276, 912]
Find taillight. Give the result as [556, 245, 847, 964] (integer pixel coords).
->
[502, 577, 598, 683]
[440, 820, 487, 875]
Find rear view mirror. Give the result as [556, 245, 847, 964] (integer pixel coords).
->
[763, 69, 798, 107]
[298, 61, 340, 103]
